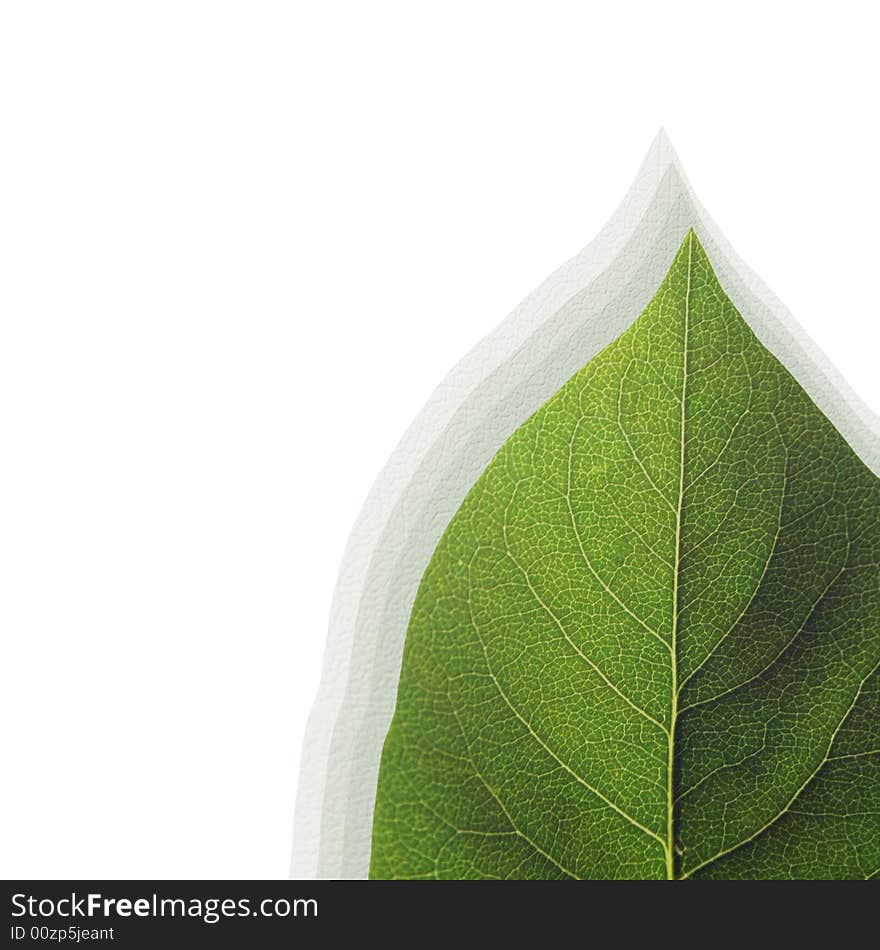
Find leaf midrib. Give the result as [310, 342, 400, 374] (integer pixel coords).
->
[667, 229, 693, 880]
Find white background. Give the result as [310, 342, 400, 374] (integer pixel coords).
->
[1, 2, 878, 879]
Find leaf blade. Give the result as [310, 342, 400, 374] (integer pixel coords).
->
[369, 231, 880, 880]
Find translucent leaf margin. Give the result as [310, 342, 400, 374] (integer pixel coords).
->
[292, 132, 880, 880]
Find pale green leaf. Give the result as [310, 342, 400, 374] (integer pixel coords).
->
[369, 231, 880, 880]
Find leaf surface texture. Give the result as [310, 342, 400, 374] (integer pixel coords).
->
[370, 232, 880, 880]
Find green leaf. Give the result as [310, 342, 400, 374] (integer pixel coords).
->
[369, 231, 880, 880]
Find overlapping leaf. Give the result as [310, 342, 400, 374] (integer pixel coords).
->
[370, 231, 880, 880]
